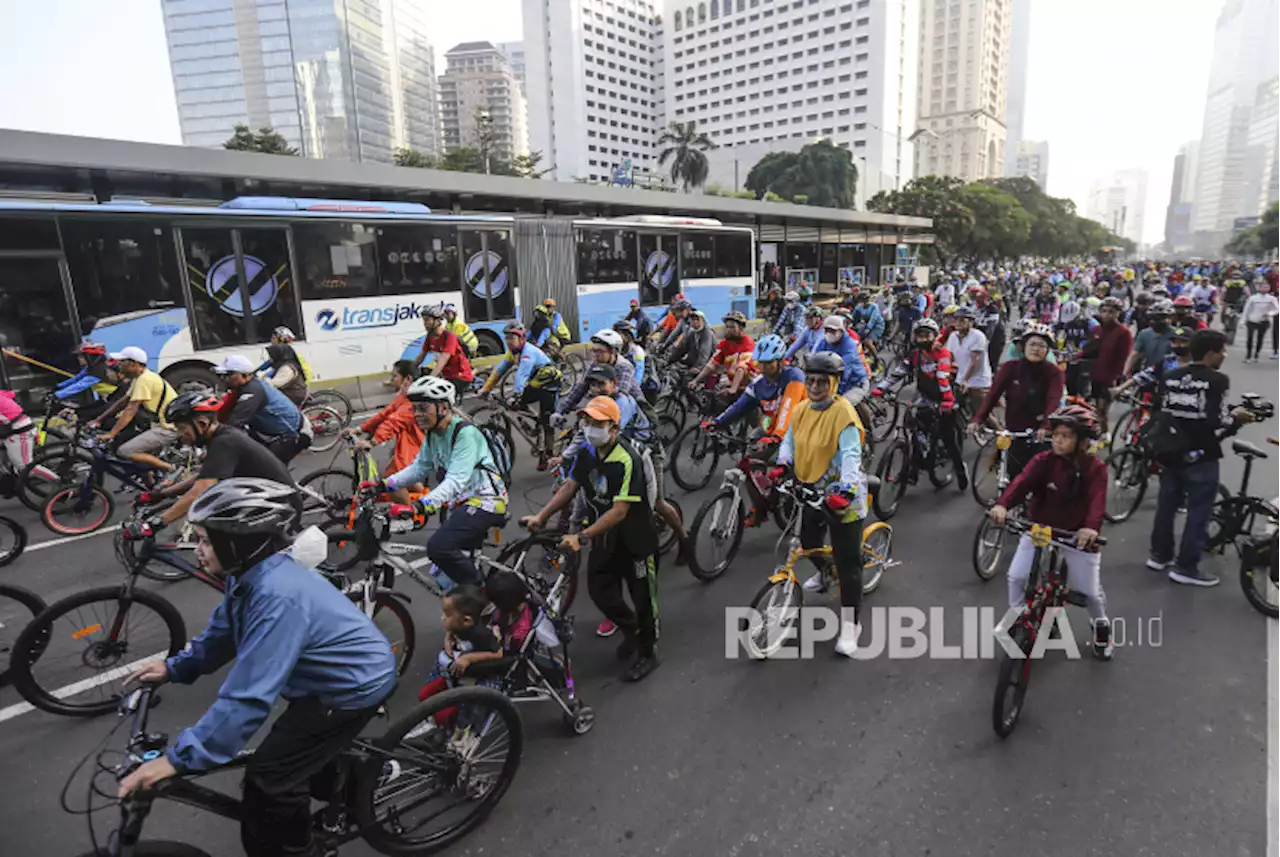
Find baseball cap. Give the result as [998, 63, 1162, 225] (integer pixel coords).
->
[823, 315, 846, 331]
[585, 363, 618, 382]
[110, 346, 148, 364]
[578, 395, 622, 425]
[629, 298, 639, 307]
[212, 354, 257, 375]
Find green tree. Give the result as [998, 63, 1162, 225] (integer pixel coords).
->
[657, 121, 717, 191]
[1261, 202, 1280, 253]
[438, 147, 485, 173]
[222, 124, 298, 155]
[743, 139, 858, 208]
[394, 147, 436, 168]
[954, 183, 1032, 264]
[867, 175, 972, 269]
[506, 150, 546, 179]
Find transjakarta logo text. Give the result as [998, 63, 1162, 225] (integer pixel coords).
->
[315, 302, 427, 332]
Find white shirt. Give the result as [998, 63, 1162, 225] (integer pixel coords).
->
[934, 283, 955, 307]
[945, 329, 992, 389]
[1188, 284, 1217, 305]
[1243, 293, 1279, 324]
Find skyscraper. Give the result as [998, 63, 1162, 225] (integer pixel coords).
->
[1011, 140, 1048, 189]
[1088, 169, 1148, 245]
[1164, 140, 1199, 252]
[439, 42, 530, 166]
[497, 42, 528, 95]
[161, 0, 441, 164]
[1003, 0, 1030, 177]
[914, 0, 1012, 181]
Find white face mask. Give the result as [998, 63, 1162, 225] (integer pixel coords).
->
[824, 331, 842, 344]
[583, 426, 612, 448]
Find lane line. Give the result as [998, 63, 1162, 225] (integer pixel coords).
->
[26, 526, 120, 553]
[0, 650, 168, 724]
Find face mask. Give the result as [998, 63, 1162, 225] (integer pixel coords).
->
[1172, 345, 1189, 356]
[913, 339, 932, 350]
[584, 426, 612, 448]
[824, 331, 842, 344]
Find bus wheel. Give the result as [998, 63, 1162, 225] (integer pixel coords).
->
[474, 330, 503, 358]
[163, 365, 221, 396]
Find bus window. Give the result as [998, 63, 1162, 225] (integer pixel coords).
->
[577, 228, 637, 284]
[183, 228, 246, 349]
[0, 217, 60, 252]
[714, 232, 753, 278]
[639, 233, 678, 306]
[459, 229, 516, 323]
[376, 223, 461, 296]
[237, 229, 301, 344]
[680, 233, 714, 279]
[293, 222, 379, 300]
[0, 257, 77, 408]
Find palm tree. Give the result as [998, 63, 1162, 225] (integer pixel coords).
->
[657, 121, 717, 191]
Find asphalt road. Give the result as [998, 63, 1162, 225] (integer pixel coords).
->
[0, 357, 1276, 857]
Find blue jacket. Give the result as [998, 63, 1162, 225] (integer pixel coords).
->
[55, 367, 103, 399]
[814, 332, 869, 394]
[494, 342, 559, 395]
[850, 304, 885, 342]
[165, 553, 397, 772]
[716, 366, 805, 426]
[785, 325, 824, 360]
[226, 378, 302, 438]
[773, 303, 802, 339]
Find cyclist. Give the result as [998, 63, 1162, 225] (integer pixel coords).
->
[945, 306, 992, 418]
[987, 403, 1112, 660]
[129, 392, 300, 534]
[54, 341, 116, 418]
[213, 354, 309, 463]
[559, 328, 641, 414]
[1186, 275, 1218, 324]
[1030, 280, 1060, 326]
[891, 290, 921, 348]
[1171, 295, 1207, 332]
[383, 376, 510, 586]
[521, 396, 662, 682]
[654, 293, 687, 340]
[688, 311, 756, 398]
[624, 298, 654, 341]
[480, 321, 563, 471]
[1110, 324, 1192, 400]
[772, 290, 804, 339]
[850, 289, 885, 351]
[415, 305, 475, 404]
[351, 360, 426, 490]
[770, 351, 868, 657]
[1221, 271, 1249, 320]
[934, 277, 956, 311]
[0, 387, 35, 476]
[1125, 300, 1176, 375]
[260, 326, 316, 380]
[814, 315, 871, 406]
[1086, 296, 1132, 438]
[120, 478, 397, 857]
[612, 318, 648, 389]
[263, 343, 309, 408]
[442, 303, 480, 358]
[1125, 290, 1155, 331]
[657, 298, 695, 353]
[786, 305, 827, 360]
[531, 298, 572, 352]
[92, 346, 180, 476]
[971, 288, 1006, 369]
[971, 321, 1064, 480]
[666, 309, 716, 372]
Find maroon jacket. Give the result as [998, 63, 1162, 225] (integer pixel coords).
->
[973, 359, 1064, 432]
[1088, 321, 1133, 384]
[997, 450, 1107, 532]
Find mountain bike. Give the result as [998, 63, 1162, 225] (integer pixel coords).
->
[69, 683, 522, 857]
[1108, 391, 1152, 456]
[301, 399, 349, 453]
[1206, 438, 1278, 554]
[969, 429, 1042, 508]
[991, 517, 1107, 739]
[1238, 504, 1277, 618]
[873, 400, 958, 520]
[471, 397, 555, 472]
[743, 478, 895, 659]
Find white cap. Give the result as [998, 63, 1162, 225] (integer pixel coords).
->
[822, 315, 846, 331]
[213, 354, 257, 374]
[110, 346, 148, 364]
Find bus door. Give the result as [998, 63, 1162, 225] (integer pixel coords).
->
[458, 228, 516, 325]
[638, 232, 679, 307]
[0, 219, 79, 408]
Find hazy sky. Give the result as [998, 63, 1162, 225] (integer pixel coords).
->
[0, 0, 1224, 243]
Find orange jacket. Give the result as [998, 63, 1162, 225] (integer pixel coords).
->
[658, 311, 680, 333]
[360, 392, 424, 478]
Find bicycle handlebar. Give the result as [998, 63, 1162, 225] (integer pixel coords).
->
[1001, 516, 1108, 547]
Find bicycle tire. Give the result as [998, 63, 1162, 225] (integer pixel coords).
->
[0, 582, 46, 686]
[669, 426, 721, 492]
[496, 537, 579, 615]
[655, 396, 687, 435]
[868, 395, 899, 444]
[657, 495, 683, 556]
[564, 352, 587, 386]
[115, 533, 194, 583]
[11, 586, 186, 718]
[993, 624, 1033, 739]
[298, 467, 357, 526]
[1104, 449, 1148, 524]
[970, 440, 1002, 508]
[873, 441, 909, 520]
[365, 593, 416, 677]
[42, 484, 115, 536]
[972, 516, 1007, 581]
[1240, 544, 1279, 619]
[0, 515, 28, 567]
[861, 521, 892, 595]
[688, 489, 745, 582]
[319, 520, 368, 573]
[75, 841, 215, 857]
[1109, 407, 1144, 455]
[355, 686, 524, 856]
[308, 389, 354, 427]
[745, 576, 803, 659]
[304, 404, 346, 453]
[1205, 487, 1246, 550]
[655, 414, 680, 450]
[17, 445, 93, 512]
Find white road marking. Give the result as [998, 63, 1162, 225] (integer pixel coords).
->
[0, 650, 168, 724]
[25, 526, 120, 553]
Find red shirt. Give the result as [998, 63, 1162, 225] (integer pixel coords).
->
[425, 330, 474, 382]
[998, 450, 1107, 533]
[1088, 321, 1133, 383]
[712, 334, 756, 371]
[975, 359, 1065, 432]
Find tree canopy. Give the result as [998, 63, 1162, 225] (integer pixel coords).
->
[1225, 203, 1279, 258]
[657, 121, 716, 191]
[743, 139, 858, 209]
[222, 124, 298, 155]
[393, 147, 546, 178]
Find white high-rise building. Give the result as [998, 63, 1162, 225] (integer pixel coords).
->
[1165, 140, 1200, 251]
[1011, 139, 1047, 188]
[522, 0, 664, 184]
[1088, 169, 1148, 245]
[161, 0, 440, 163]
[439, 41, 530, 165]
[1241, 75, 1279, 218]
[914, 0, 1012, 181]
[1003, 0, 1030, 176]
[662, 0, 919, 194]
[497, 41, 528, 94]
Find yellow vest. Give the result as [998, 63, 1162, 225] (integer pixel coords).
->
[448, 319, 479, 351]
[789, 396, 861, 484]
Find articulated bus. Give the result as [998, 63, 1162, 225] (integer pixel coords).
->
[0, 197, 754, 405]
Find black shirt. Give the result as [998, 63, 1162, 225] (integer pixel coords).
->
[569, 438, 658, 559]
[199, 425, 297, 485]
[1156, 363, 1234, 462]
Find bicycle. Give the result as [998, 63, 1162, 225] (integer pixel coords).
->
[1238, 500, 1277, 618]
[872, 400, 959, 520]
[991, 516, 1107, 739]
[0, 513, 26, 567]
[1108, 390, 1152, 456]
[743, 478, 894, 659]
[969, 429, 1042, 508]
[1206, 437, 1278, 556]
[0, 581, 46, 687]
[69, 683, 522, 857]
[300, 398, 349, 453]
[471, 397, 556, 472]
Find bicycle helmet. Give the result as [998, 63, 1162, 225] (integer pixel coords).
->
[76, 341, 107, 356]
[1134, 291, 1153, 305]
[803, 351, 845, 377]
[753, 334, 787, 362]
[272, 326, 296, 342]
[542, 298, 557, 309]
[912, 318, 940, 336]
[166, 391, 223, 423]
[941, 304, 960, 316]
[590, 329, 624, 351]
[784, 290, 800, 302]
[954, 306, 976, 320]
[722, 310, 748, 326]
[1019, 321, 1054, 343]
[421, 305, 446, 320]
[189, 477, 300, 572]
[406, 375, 457, 406]
[1101, 296, 1124, 310]
[672, 299, 693, 311]
[1149, 299, 1174, 316]
[611, 318, 637, 338]
[1047, 401, 1100, 440]
[1172, 295, 1194, 308]
[805, 305, 825, 318]
[1168, 324, 1193, 342]
[503, 321, 527, 337]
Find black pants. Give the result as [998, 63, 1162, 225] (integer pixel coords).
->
[587, 545, 659, 656]
[935, 410, 966, 476]
[242, 695, 386, 857]
[428, 505, 507, 587]
[1246, 320, 1270, 358]
[519, 385, 558, 454]
[260, 432, 310, 464]
[800, 507, 864, 619]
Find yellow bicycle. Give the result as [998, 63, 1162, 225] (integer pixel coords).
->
[746, 477, 895, 658]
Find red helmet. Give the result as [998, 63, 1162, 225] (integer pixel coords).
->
[1048, 401, 1100, 440]
[1172, 295, 1194, 307]
[76, 341, 107, 356]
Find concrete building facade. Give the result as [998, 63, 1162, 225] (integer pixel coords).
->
[1088, 169, 1148, 246]
[1011, 139, 1047, 188]
[439, 41, 530, 165]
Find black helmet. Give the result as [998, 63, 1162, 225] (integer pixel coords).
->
[803, 351, 845, 376]
[188, 478, 300, 572]
[166, 391, 222, 424]
[611, 318, 636, 337]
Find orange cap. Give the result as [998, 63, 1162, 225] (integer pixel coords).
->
[578, 395, 621, 424]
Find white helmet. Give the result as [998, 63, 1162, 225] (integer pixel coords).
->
[785, 290, 800, 302]
[406, 375, 456, 406]
[590, 329, 624, 351]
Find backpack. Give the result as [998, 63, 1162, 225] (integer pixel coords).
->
[449, 418, 513, 489]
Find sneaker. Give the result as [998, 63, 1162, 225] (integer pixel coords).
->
[834, 621, 861, 657]
[802, 571, 827, 593]
[596, 620, 618, 637]
[536, 457, 549, 472]
[1168, 567, 1220, 587]
[623, 653, 660, 682]
[1145, 556, 1171, 571]
[956, 465, 969, 491]
[615, 635, 638, 661]
[1092, 620, 1114, 662]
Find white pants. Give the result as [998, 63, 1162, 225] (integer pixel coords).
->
[1, 419, 35, 471]
[1006, 532, 1107, 621]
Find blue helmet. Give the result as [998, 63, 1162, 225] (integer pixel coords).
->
[753, 334, 787, 362]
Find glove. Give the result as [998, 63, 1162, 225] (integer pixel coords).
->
[871, 388, 885, 398]
[358, 480, 386, 496]
[550, 413, 569, 429]
[757, 434, 781, 447]
[136, 491, 161, 506]
[122, 516, 160, 540]
[768, 465, 789, 482]
[825, 493, 853, 512]
[700, 419, 716, 432]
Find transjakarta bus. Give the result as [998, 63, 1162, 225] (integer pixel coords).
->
[0, 197, 755, 403]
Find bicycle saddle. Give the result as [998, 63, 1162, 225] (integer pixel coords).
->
[1232, 439, 1268, 459]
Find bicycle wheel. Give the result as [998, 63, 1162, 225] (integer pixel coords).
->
[304, 404, 346, 453]
[320, 520, 369, 574]
[668, 426, 721, 492]
[992, 624, 1034, 739]
[867, 395, 899, 444]
[17, 445, 93, 512]
[745, 575, 803, 659]
[972, 516, 1007, 581]
[1205, 486, 1241, 550]
[1240, 537, 1278, 619]
[0, 583, 46, 686]
[655, 415, 680, 449]
[688, 489, 744, 582]
[970, 440, 1002, 508]
[365, 593, 416, 677]
[308, 389, 354, 427]
[873, 441, 909, 520]
[655, 395, 687, 435]
[926, 447, 955, 489]
[298, 467, 357, 526]
[42, 484, 115, 536]
[1104, 449, 1148, 524]
[496, 537, 579, 615]
[0, 515, 28, 567]
[563, 351, 587, 386]
[656, 495, 683, 556]
[1109, 408, 1143, 455]
[861, 521, 892, 595]
[11, 586, 186, 717]
[355, 686, 524, 856]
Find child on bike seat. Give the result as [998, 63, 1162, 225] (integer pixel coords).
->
[410, 586, 501, 739]
[987, 401, 1114, 661]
